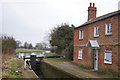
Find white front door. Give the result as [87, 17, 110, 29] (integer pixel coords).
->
[94, 49, 98, 70]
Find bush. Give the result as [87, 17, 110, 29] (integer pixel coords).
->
[50, 23, 74, 60]
[2, 35, 16, 54]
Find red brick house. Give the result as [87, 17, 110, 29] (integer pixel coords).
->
[74, 3, 120, 74]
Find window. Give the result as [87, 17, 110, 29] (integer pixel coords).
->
[94, 26, 99, 37]
[104, 50, 112, 64]
[78, 48, 82, 59]
[79, 30, 83, 40]
[105, 22, 112, 35]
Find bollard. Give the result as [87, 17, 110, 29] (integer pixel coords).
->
[23, 56, 25, 60]
[30, 55, 36, 70]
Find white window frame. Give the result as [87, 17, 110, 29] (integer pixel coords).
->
[78, 48, 82, 59]
[94, 26, 99, 37]
[105, 22, 112, 35]
[104, 50, 112, 64]
[79, 30, 83, 40]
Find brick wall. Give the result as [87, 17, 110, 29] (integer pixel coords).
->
[118, 14, 120, 75]
[74, 25, 89, 45]
[98, 46, 119, 73]
[74, 15, 119, 73]
[88, 16, 118, 44]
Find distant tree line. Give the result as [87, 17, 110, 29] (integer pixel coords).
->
[35, 42, 49, 50]
[50, 23, 74, 60]
[1, 35, 50, 54]
[17, 41, 49, 50]
[16, 41, 33, 49]
[2, 35, 16, 54]
[23, 42, 33, 49]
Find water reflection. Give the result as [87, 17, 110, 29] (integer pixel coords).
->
[18, 50, 50, 59]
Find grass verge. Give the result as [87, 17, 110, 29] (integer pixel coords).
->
[98, 70, 119, 77]
[72, 63, 119, 77]
[2, 54, 24, 78]
[71, 62, 91, 69]
[106, 72, 119, 77]
[45, 52, 72, 62]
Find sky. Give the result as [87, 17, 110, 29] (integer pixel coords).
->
[0, 0, 120, 46]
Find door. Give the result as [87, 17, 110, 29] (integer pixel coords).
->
[94, 49, 98, 70]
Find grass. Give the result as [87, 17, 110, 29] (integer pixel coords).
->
[44, 52, 59, 56]
[98, 70, 119, 77]
[106, 71, 119, 77]
[73, 63, 119, 77]
[97, 70, 104, 73]
[8, 60, 23, 78]
[71, 63, 91, 69]
[15, 48, 44, 53]
[2, 54, 24, 78]
[47, 58, 72, 62]
[44, 52, 72, 62]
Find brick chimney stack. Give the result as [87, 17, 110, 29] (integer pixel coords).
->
[88, 3, 97, 21]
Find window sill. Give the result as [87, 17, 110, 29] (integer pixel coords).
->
[104, 61, 112, 64]
[105, 33, 112, 36]
[79, 39, 83, 41]
[94, 35, 99, 38]
[78, 57, 82, 60]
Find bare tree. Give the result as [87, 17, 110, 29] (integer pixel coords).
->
[16, 40, 22, 48]
[35, 42, 49, 50]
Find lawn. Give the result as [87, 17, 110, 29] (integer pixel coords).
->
[44, 52, 59, 56]
[15, 48, 44, 53]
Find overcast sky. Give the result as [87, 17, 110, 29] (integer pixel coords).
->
[0, 0, 120, 46]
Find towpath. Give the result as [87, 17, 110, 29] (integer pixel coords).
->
[18, 59, 39, 80]
[44, 60, 118, 78]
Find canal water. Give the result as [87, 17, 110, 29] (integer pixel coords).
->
[18, 51, 76, 79]
[18, 51, 50, 59]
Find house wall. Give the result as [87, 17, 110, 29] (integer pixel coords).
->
[74, 25, 93, 68]
[118, 14, 120, 75]
[88, 16, 118, 44]
[73, 46, 92, 68]
[98, 46, 119, 73]
[74, 15, 119, 73]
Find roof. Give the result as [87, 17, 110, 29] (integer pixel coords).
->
[89, 40, 99, 48]
[75, 10, 120, 29]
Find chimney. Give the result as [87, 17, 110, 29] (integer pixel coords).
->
[88, 3, 97, 21]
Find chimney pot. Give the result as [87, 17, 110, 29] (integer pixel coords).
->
[90, 3, 92, 7]
[93, 3, 95, 7]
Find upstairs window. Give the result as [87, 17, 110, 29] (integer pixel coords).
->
[79, 30, 83, 40]
[94, 26, 99, 37]
[104, 50, 112, 64]
[105, 22, 112, 35]
[78, 48, 82, 59]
